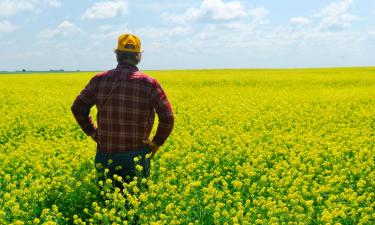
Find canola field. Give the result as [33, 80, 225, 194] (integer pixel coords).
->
[0, 68, 374, 225]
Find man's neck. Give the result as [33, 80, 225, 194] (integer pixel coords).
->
[117, 62, 138, 70]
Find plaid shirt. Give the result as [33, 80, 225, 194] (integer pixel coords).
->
[71, 63, 174, 153]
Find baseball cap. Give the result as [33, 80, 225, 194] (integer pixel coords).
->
[116, 34, 142, 53]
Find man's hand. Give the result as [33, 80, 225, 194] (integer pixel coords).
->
[143, 140, 160, 158]
[90, 129, 98, 142]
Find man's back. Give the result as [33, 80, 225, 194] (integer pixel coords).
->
[71, 63, 174, 153]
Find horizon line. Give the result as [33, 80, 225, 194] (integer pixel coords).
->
[1, 65, 375, 74]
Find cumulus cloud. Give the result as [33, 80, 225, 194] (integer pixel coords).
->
[165, 0, 247, 24]
[89, 24, 131, 42]
[137, 26, 192, 39]
[38, 20, 82, 39]
[90, 24, 191, 46]
[317, 0, 356, 29]
[0, 20, 16, 33]
[44, 0, 61, 7]
[0, 0, 34, 16]
[248, 7, 269, 24]
[97, 25, 114, 32]
[0, 0, 61, 16]
[82, 0, 128, 20]
[369, 27, 375, 38]
[219, 7, 269, 32]
[290, 17, 311, 26]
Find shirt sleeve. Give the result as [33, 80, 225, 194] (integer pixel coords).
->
[150, 80, 174, 146]
[71, 76, 97, 136]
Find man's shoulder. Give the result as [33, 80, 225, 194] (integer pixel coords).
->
[89, 70, 115, 84]
[130, 71, 158, 85]
[93, 70, 111, 79]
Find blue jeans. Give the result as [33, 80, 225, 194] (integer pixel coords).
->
[95, 148, 150, 224]
[94, 147, 151, 186]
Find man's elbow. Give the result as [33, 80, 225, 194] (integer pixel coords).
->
[71, 103, 78, 114]
[71, 103, 82, 117]
[159, 114, 174, 129]
[166, 114, 175, 130]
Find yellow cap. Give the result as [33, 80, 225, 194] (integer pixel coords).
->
[116, 34, 141, 53]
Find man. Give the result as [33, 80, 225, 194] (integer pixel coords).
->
[71, 34, 174, 187]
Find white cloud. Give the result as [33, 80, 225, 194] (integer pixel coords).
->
[248, 7, 269, 24]
[0, 20, 16, 33]
[290, 17, 311, 26]
[369, 27, 375, 38]
[97, 25, 114, 32]
[320, 0, 353, 16]
[0, 0, 61, 16]
[89, 25, 132, 47]
[0, 0, 34, 16]
[136, 2, 191, 12]
[82, 0, 128, 20]
[159, 3, 270, 53]
[202, 0, 246, 20]
[137, 26, 192, 39]
[165, 0, 247, 24]
[191, 25, 217, 41]
[89, 25, 191, 50]
[38, 20, 82, 39]
[44, 0, 61, 7]
[217, 7, 269, 31]
[317, 0, 356, 29]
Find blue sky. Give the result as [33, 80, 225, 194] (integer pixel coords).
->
[0, 0, 374, 71]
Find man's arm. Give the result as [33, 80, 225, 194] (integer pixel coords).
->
[71, 77, 97, 138]
[150, 80, 174, 147]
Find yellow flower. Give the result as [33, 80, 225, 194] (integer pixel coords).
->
[115, 165, 123, 170]
[1, 68, 374, 225]
[52, 205, 58, 213]
[231, 180, 243, 189]
[95, 163, 103, 169]
[357, 179, 366, 188]
[14, 220, 24, 225]
[4, 193, 11, 200]
[136, 165, 143, 172]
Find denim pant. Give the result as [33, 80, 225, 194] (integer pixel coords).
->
[95, 148, 150, 224]
[94, 147, 151, 188]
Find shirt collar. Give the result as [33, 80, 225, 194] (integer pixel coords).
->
[116, 63, 139, 72]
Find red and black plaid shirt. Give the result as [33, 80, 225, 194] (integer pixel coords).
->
[71, 63, 174, 153]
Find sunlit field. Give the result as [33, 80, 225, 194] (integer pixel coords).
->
[1, 67, 374, 225]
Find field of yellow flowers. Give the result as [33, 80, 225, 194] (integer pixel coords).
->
[0, 67, 374, 225]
